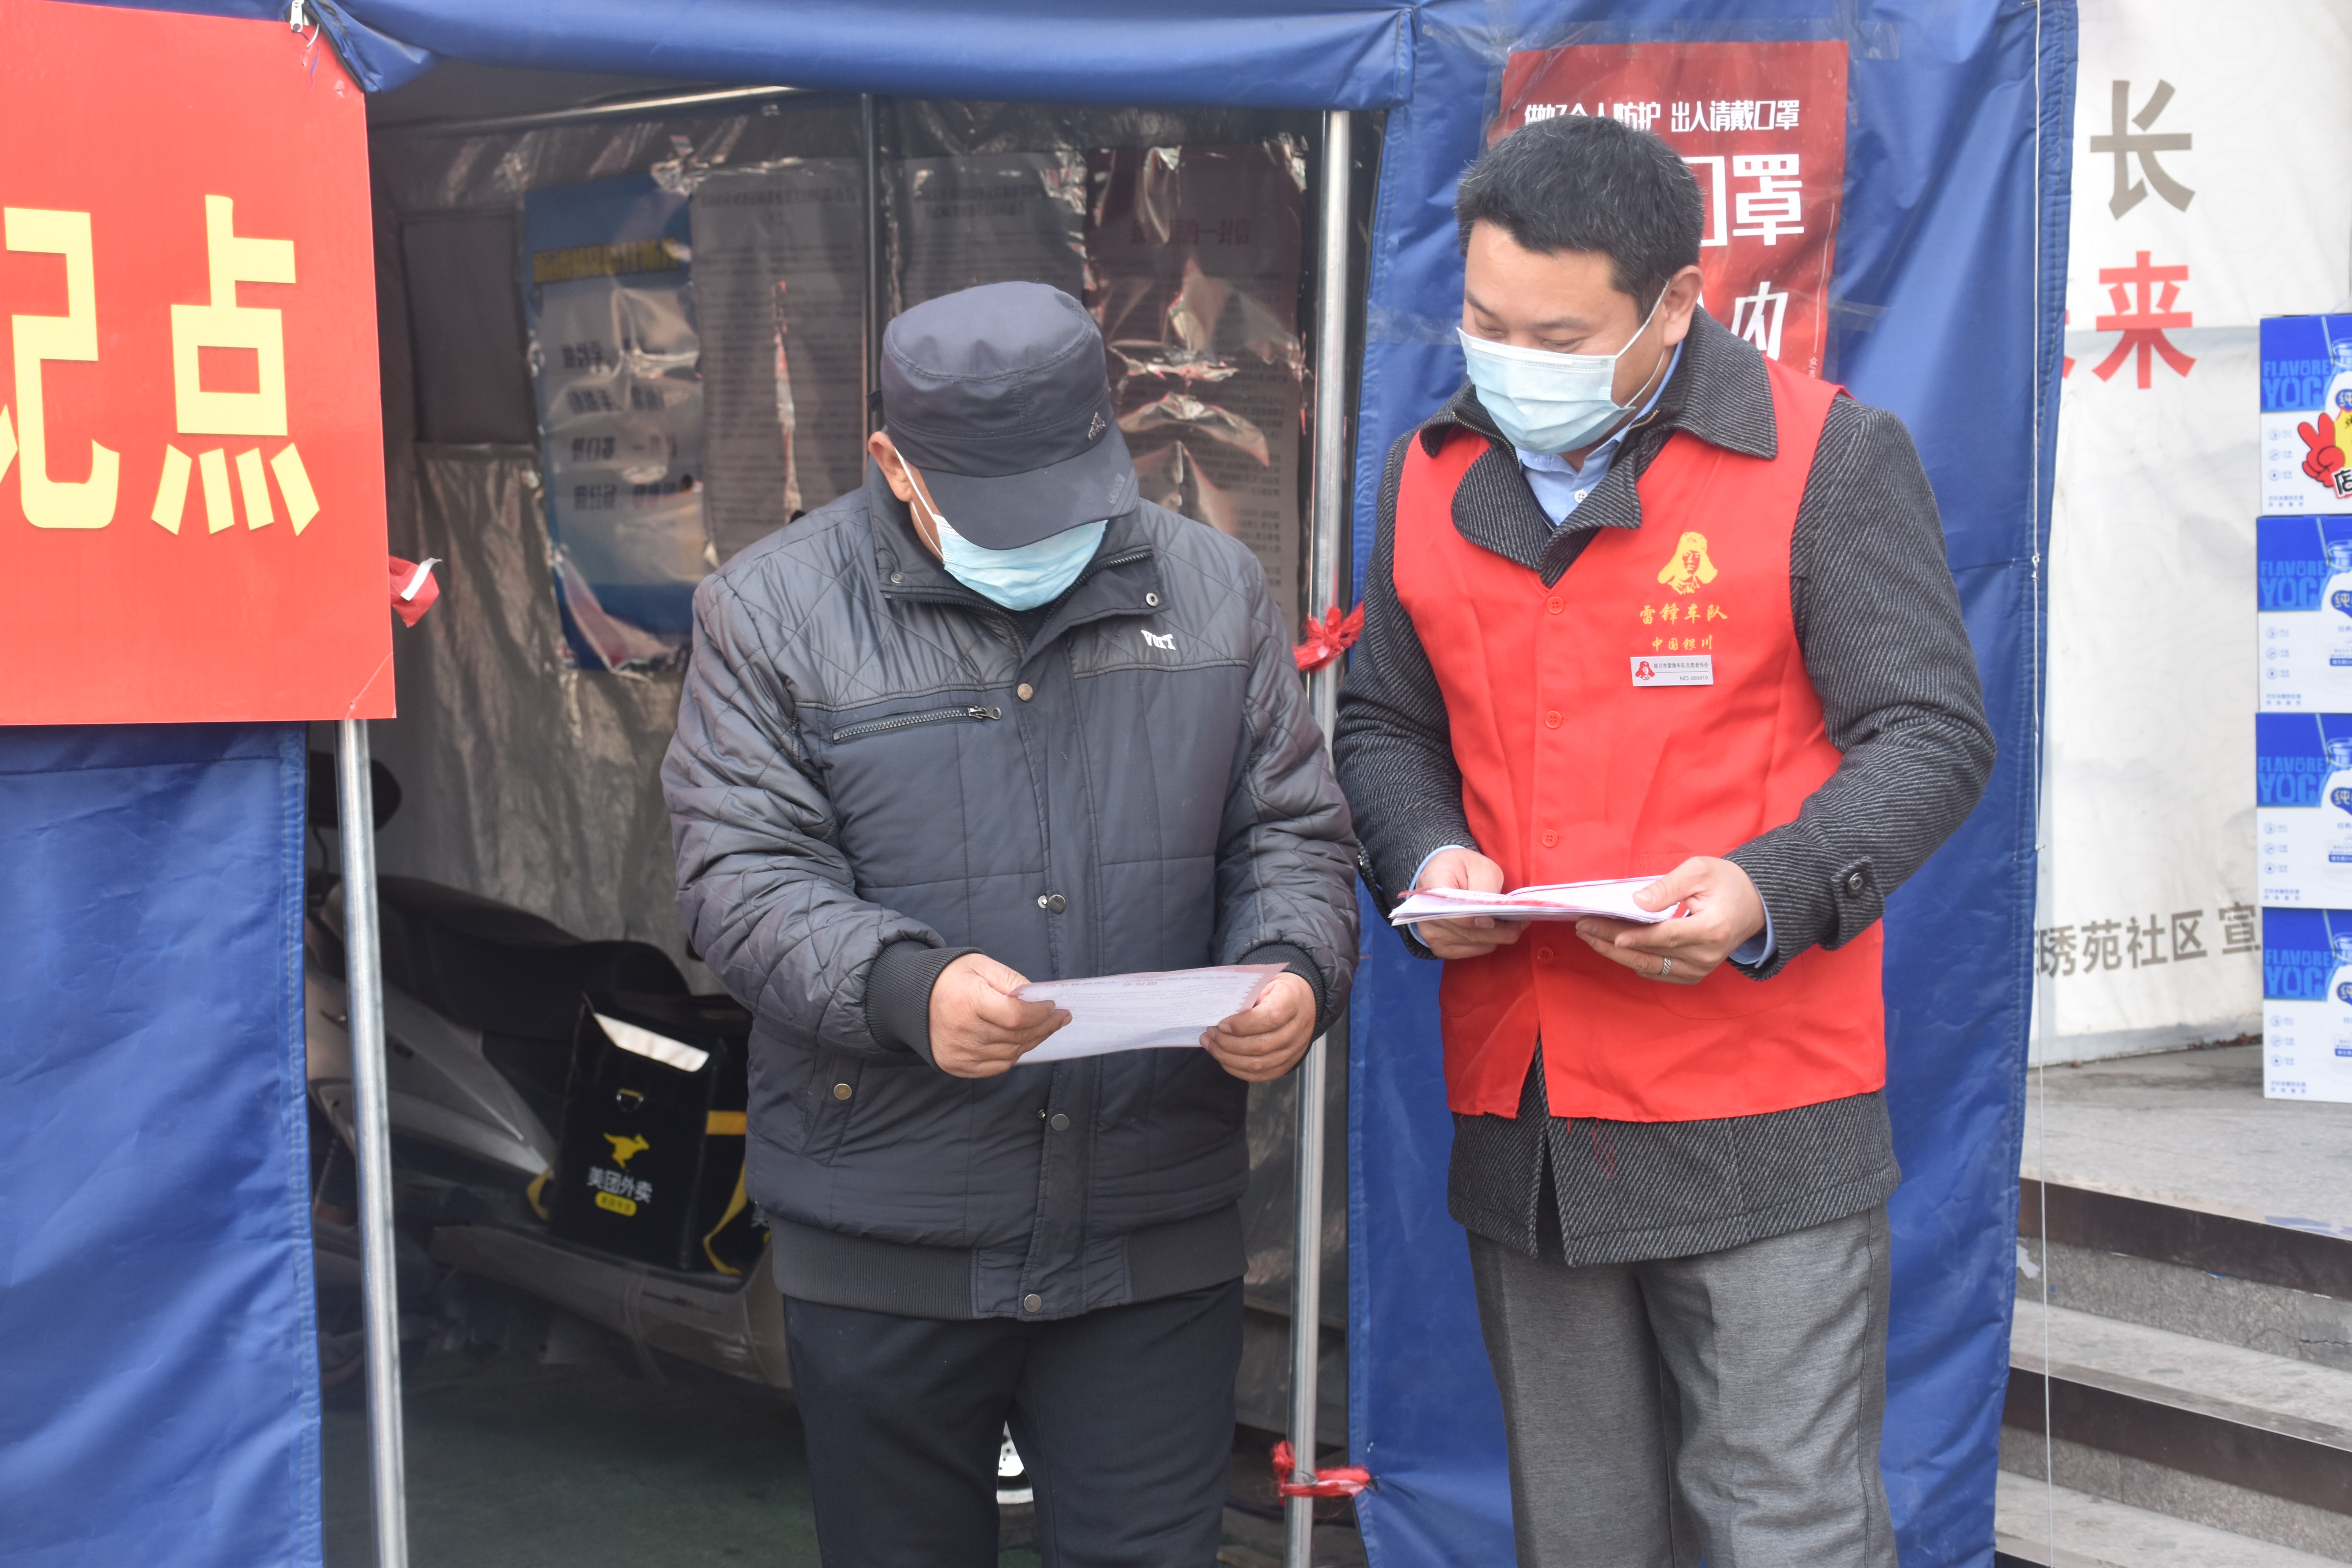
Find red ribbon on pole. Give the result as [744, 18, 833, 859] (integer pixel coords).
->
[1292, 602, 1364, 674]
[389, 556, 441, 627]
[1271, 1438, 1373, 1500]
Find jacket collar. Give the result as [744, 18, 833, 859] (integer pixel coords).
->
[1410, 310, 1778, 584]
[865, 464, 1163, 665]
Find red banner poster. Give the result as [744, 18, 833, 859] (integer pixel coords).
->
[0, 1, 388, 724]
[1496, 42, 1850, 379]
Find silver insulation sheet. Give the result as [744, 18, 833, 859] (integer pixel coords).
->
[373, 446, 710, 985]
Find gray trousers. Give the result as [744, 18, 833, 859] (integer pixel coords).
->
[1468, 1204, 1896, 1568]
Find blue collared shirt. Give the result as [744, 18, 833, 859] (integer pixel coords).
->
[1512, 340, 1681, 528]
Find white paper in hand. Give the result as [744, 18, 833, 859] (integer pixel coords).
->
[1015, 963, 1286, 1063]
[1388, 876, 1683, 928]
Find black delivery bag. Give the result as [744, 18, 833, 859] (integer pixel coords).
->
[549, 991, 754, 1273]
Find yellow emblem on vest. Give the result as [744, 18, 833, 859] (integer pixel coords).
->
[1656, 531, 1718, 596]
[603, 1133, 650, 1168]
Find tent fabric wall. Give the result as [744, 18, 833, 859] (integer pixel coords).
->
[31, 4, 2063, 1564]
[1344, 5, 2072, 1565]
[0, 724, 318, 1568]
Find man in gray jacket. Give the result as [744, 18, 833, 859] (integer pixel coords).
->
[664, 281, 1358, 1567]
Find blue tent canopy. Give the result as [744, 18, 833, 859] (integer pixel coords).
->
[92, 0, 1418, 101]
[14, 3, 2065, 1563]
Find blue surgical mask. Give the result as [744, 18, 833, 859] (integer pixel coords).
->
[1456, 290, 1669, 455]
[914, 485, 1107, 610]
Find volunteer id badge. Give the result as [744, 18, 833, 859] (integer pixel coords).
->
[1631, 655, 1713, 687]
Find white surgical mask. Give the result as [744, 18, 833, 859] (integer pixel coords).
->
[1456, 290, 1669, 455]
[914, 485, 1106, 610]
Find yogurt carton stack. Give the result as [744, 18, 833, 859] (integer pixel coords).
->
[2257, 313, 2352, 1101]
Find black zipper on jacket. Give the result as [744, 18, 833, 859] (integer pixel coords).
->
[828, 704, 1004, 744]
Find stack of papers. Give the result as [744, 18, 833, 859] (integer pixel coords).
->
[1014, 963, 1286, 1062]
[1387, 877, 1683, 928]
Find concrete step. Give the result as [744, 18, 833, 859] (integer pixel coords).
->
[2012, 1302, 2352, 1447]
[2019, 1236, 2352, 1371]
[2009, 1045, 2352, 1560]
[2006, 1303, 2352, 1558]
[1994, 1471, 2346, 1568]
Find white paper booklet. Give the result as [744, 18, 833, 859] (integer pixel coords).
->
[1015, 963, 1286, 1063]
[1388, 876, 1683, 928]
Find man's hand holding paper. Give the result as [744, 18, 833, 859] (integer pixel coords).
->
[929, 952, 1071, 1078]
[1572, 855, 1766, 987]
[1407, 846, 1528, 960]
[1198, 971, 1317, 1083]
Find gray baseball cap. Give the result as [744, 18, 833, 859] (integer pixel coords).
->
[879, 281, 1136, 550]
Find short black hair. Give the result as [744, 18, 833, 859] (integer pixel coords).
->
[1454, 115, 1704, 308]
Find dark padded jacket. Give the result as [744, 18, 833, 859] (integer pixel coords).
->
[663, 469, 1358, 1320]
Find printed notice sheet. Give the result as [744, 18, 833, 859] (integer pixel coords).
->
[1015, 963, 1286, 1062]
[1388, 877, 1684, 928]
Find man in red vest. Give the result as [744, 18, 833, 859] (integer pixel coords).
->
[1333, 115, 1994, 1566]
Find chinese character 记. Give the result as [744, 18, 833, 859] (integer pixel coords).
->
[1730, 278, 1790, 360]
[2089, 79, 2193, 219]
[2217, 901, 2257, 955]
[5, 207, 118, 531]
[1730, 154, 1803, 246]
[2080, 918, 2125, 971]
[2170, 910, 2208, 960]
[2126, 914, 2168, 967]
[2037, 925, 2077, 978]
[2092, 252, 2194, 389]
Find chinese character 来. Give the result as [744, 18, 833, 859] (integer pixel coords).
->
[2092, 252, 2195, 389]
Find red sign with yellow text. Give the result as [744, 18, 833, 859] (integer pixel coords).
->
[0, 0, 387, 723]
[1497, 42, 1849, 379]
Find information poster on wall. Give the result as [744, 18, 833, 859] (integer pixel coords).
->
[691, 160, 865, 560]
[1493, 41, 1849, 378]
[894, 153, 1088, 311]
[522, 175, 707, 672]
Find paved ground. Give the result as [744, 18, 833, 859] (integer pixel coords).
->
[324, 1346, 1363, 1566]
[323, 1350, 912, 1568]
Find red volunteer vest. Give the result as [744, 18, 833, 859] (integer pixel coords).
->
[1394, 359, 1884, 1122]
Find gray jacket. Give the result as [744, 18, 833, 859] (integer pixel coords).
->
[664, 470, 1358, 1319]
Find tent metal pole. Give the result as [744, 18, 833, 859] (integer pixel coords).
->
[860, 92, 884, 438]
[1286, 105, 1352, 1568]
[337, 717, 410, 1568]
